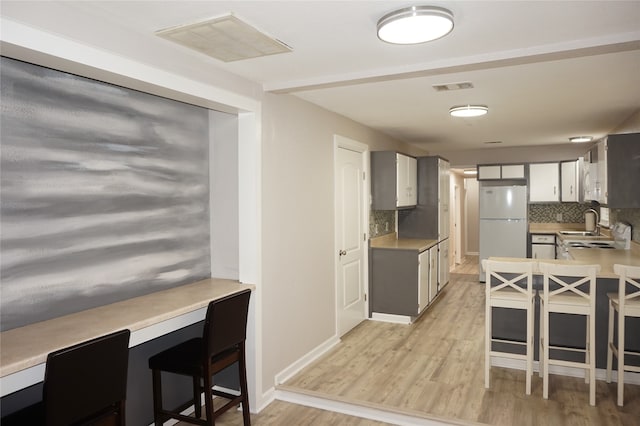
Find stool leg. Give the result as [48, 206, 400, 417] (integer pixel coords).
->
[239, 347, 251, 426]
[485, 301, 491, 389]
[617, 310, 625, 407]
[203, 370, 214, 426]
[538, 298, 544, 379]
[606, 301, 614, 383]
[585, 315, 590, 385]
[543, 306, 549, 400]
[526, 299, 533, 395]
[589, 312, 596, 406]
[151, 369, 164, 426]
[193, 376, 202, 419]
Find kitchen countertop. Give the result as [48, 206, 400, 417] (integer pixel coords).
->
[369, 233, 438, 252]
[529, 222, 586, 233]
[491, 240, 640, 278]
[0, 277, 254, 394]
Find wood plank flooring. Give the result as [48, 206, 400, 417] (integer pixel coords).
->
[182, 256, 640, 425]
[280, 256, 640, 425]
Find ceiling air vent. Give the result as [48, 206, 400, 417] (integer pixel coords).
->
[156, 14, 292, 62]
[432, 81, 474, 92]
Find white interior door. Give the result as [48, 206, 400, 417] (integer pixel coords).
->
[335, 136, 367, 337]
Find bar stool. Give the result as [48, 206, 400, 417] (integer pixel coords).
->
[149, 289, 252, 426]
[606, 264, 640, 406]
[1, 329, 131, 426]
[539, 262, 600, 406]
[482, 259, 536, 395]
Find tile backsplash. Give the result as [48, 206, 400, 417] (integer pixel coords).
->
[528, 203, 593, 224]
[370, 210, 395, 238]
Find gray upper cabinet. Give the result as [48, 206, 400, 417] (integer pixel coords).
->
[606, 133, 640, 208]
[371, 151, 417, 210]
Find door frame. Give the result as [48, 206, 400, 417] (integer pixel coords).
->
[333, 134, 370, 337]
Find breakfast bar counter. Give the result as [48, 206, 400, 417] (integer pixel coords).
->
[0, 278, 254, 397]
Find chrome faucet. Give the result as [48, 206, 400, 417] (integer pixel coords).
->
[585, 208, 599, 235]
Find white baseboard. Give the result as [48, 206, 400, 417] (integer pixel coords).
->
[274, 334, 341, 386]
[491, 356, 640, 385]
[275, 388, 459, 426]
[371, 312, 412, 324]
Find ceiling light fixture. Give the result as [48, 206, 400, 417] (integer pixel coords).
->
[449, 105, 489, 118]
[463, 170, 478, 175]
[377, 6, 454, 44]
[569, 136, 593, 143]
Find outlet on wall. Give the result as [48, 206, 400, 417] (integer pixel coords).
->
[385, 222, 389, 232]
[556, 213, 563, 222]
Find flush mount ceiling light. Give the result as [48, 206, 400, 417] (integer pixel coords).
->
[449, 105, 489, 118]
[377, 6, 454, 44]
[463, 169, 478, 175]
[569, 136, 593, 143]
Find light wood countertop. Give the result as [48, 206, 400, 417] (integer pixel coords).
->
[370, 233, 438, 252]
[529, 222, 586, 233]
[0, 278, 253, 381]
[491, 241, 640, 278]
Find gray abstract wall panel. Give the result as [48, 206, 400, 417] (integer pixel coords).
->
[0, 57, 211, 331]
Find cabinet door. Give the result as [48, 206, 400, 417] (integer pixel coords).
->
[529, 163, 559, 202]
[406, 156, 417, 206]
[532, 244, 555, 259]
[396, 154, 417, 207]
[396, 153, 408, 207]
[501, 164, 525, 179]
[561, 160, 578, 202]
[596, 139, 608, 204]
[438, 159, 450, 239]
[418, 250, 429, 312]
[428, 247, 438, 303]
[478, 165, 501, 180]
[438, 239, 450, 290]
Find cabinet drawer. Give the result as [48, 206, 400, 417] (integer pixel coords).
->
[531, 234, 555, 244]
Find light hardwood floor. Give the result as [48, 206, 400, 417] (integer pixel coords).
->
[183, 256, 640, 425]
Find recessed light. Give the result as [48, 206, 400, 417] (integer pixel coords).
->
[377, 6, 454, 44]
[569, 136, 593, 143]
[463, 170, 478, 175]
[449, 105, 488, 117]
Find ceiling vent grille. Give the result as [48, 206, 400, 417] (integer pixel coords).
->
[432, 81, 474, 91]
[156, 14, 292, 62]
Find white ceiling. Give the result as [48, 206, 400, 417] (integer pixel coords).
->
[2, 1, 640, 154]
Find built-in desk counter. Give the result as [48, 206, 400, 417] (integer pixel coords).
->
[0, 278, 253, 397]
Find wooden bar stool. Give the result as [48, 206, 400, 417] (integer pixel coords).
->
[539, 262, 600, 406]
[482, 259, 536, 395]
[606, 264, 640, 406]
[148, 289, 252, 426]
[1, 329, 131, 426]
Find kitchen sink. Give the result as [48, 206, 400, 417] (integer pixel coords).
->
[558, 231, 599, 236]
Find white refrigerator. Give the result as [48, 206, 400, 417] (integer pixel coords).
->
[479, 184, 528, 281]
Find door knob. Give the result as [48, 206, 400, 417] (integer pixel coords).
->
[339, 249, 347, 257]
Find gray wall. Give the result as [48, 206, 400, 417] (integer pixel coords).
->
[0, 57, 211, 331]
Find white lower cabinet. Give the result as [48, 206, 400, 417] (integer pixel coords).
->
[438, 239, 450, 291]
[418, 249, 429, 313]
[530, 234, 556, 259]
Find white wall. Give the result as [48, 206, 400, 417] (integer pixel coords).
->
[259, 92, 421, 393]
[210, 110, 240, 279]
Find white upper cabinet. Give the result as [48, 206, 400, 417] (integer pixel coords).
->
[371, 151, 417, 210]
[477, 164, 525, 180]
[560, 160, 579, 202]
[529, 163, 560, 202]
[396, 154, 417, 208]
